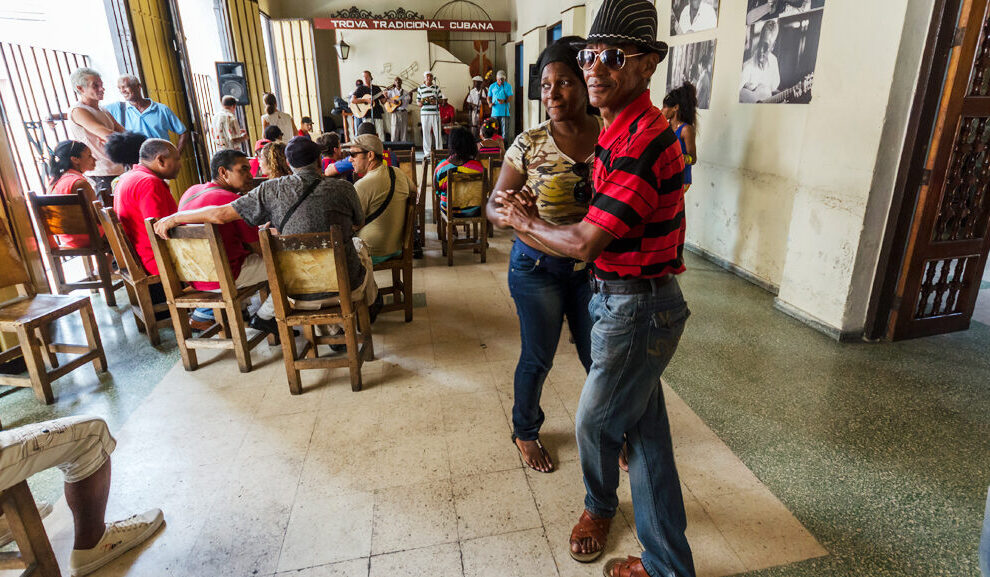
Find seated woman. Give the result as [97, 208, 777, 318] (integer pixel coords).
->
[434, 126, 485, 217]
[104, 131, 147, 195]
[478, 118, 505, 155]
[46, 140, 100, 248]
[258, 141, 291, 179]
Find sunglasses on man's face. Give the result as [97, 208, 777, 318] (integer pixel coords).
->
[348, 150, 368, 158]
[577, 48, 646, 71]
[572, 162, 592, 204]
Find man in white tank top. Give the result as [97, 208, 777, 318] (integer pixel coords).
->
[67, 67, 124, 201]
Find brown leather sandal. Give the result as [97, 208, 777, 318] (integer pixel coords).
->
[569, 510, 611, 563]
[602, 556, 649, 577]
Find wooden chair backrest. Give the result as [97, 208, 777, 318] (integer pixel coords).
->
[0, 221, 32, 292]
[429, 149, 450, 173]
[400, 195, 416, 256]
[29, 192, 101, 243]
[488, 159, 503, 192]
[95, 202, 148, 282]
[145, 220, 236, 298]
[479, 151, 501, 174]
[448, 171, 487, 211]
[393, 150, 418, 190]
[258, 227, 355, 320]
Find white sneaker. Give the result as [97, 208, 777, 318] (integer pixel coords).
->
[68, 508, 164, 577]
[0, 500, 53, 547]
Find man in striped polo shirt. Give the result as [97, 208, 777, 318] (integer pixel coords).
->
[494, 1, 694, 575]
[417, 70, 444, 157]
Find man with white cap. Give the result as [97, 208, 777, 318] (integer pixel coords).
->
[464, 75, 487, 132]
[416, 70, 444, 157]
[487, 69, 513, 141]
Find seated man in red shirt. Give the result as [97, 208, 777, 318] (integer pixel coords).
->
[113, 138, 180, 309]
[179, 149, 267, 330]
[439, 98, 456, 148]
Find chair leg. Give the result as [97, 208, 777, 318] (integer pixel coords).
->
[1, 481, 61, 577]
[96, 251, 117, 307]
[447, 220, 454, 266]
[34, 326, 58, 370]
[279, 321, 302, 395]
[80, 302, 108, 373]
[17, 327, 54, 404]
[344, 317, 363, 392]
[50, 257, 68, 295]
[124, 281, 139, 309]
[81, 255, 97, 294]
[218, 308, 231, 339]
[402, 264, 413, 322]
[480, 221, 488, 263]
[357, 299, 374, 361]
[171, 307, 198, 371]
[136, 283, 160, 346]
[227, 304, 253, 373]
[302, 325, 318, 358]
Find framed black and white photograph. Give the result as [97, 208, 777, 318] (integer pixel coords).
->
[671, 0, 720, 35]
[746, 0, 825, 25]
[739, 9, 823, 104]
[666, 39, 717, 109]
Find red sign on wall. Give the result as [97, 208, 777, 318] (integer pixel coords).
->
[314, 18, 511, 33]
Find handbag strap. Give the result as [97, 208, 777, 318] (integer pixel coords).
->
[276, 178, 322, 233]
[178, 184, 226, 210]
[364, 166, 396, 225]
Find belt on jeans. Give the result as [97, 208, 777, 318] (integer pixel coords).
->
[589, 274, 674, 295]
[514, 239, 586, 272]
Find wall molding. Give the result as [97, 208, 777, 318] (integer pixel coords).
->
[684, 242, 779, 295]
[773, 299, 863, 343]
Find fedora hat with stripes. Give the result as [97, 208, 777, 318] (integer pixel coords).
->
[585, 0, 669, 61]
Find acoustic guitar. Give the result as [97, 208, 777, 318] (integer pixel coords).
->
[384, 98, 403, 113]
[349, 101, 372, 117]
[739, 74, 814, 104]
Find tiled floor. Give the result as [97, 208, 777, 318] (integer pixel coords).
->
[13, 232, 825, 577]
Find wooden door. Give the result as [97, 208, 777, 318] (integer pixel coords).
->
[270, 19, 322, 133]
[890, 0, 990, 340]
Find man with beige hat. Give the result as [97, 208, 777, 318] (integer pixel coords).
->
[465, 75, 487, 132]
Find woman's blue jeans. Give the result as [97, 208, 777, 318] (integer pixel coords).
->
[507, 241, 593, 441]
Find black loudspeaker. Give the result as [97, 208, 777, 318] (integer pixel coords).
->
[528, 63, 541, 100]
[216, 61, 249, 105]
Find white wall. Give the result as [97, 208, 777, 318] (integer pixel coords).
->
[508, 0, 933, 338]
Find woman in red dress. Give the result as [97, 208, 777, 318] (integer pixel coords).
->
[46, 140, 100, 248]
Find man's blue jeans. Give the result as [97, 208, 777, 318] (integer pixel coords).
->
[508, 241, 593, 441]
[496, 115, 511, 142]
[576, 278, 695, 577]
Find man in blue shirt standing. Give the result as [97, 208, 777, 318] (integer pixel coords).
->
[487, 70, 513, 142]
[107, 75, 190, 154]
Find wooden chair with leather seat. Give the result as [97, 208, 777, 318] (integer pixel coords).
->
[438, 171, 489, 266]
[144, 219, 268, 373]
[94, 202, 170, 346]
[0, 223, 107, 404]
[28, 192, 122, 307]
[0, 481, 60, 577]
[259, 227, 374, 394]
[373, 197, 416, 322]
[392, 150, 424, 253]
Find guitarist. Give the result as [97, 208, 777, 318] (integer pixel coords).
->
[351, 70, 387, 139]
[739, 21, 780, 103]
[417, 70, 444, 157]
[386, 77, 411, 142]
[464, 75, 488, 133]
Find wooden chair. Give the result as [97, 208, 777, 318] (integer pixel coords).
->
[479, 151, 502, 174]
[259, 227, 374, 394]
[0, 223, 106, 404]
[373, 197, 416, 322]
[144, 219, 268, 373]
[28, 192, 122, 307]
[94, 203, 170, 346]
[439, 171, 489, 266]
[485, 159, 502, 238]
[0, 481, 60, 577]
[392, 150, 425, 253]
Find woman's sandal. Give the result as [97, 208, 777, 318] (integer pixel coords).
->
[569, 510, 611, 563]
[602, 556, 648, 577]
[511, 434, 555, 473]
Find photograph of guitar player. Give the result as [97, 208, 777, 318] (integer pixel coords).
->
[739, 8, 822, 104]
[350, 70, 387, 139]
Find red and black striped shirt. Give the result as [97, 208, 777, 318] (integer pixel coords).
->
[583, 90, 686, 280]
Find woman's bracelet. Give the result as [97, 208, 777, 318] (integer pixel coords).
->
[684, 153, 695, 166]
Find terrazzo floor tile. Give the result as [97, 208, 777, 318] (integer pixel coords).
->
[277, 485, 376, 572]
[275, 557, 370, 577]
[543, 517, 643, 577]
[460, 528, 558, 577]
[452, 469, 544, 540]
[368, 543, 463, 577]
[371, 480, 459, 554]
[446, 427, 523, 477]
